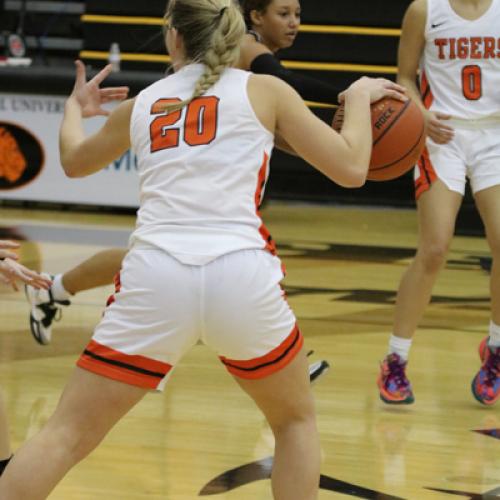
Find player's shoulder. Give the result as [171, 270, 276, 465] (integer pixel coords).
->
[238, 33, 273, 69]
[248, 73, 293, 94]
[401, 0, 427, 31]
[406, 0, 427, 18]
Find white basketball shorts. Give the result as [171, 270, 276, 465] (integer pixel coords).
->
[77, 245, 302, 390]
[415, 120, 500, 199]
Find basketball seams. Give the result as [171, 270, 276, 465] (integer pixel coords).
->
[369, 124, 426, 175]
[372, 99, 412, 147]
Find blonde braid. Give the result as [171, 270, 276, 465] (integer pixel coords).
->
[163, 0, 244, 114]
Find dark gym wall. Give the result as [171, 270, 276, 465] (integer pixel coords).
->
[0, 0, 482, 234]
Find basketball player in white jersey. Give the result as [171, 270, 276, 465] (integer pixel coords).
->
[24, 0, 333, 384]
[0, 241, 51, 478]
[0, 0, 406, 497]
[377, 0, 500, 406]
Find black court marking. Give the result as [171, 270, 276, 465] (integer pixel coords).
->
[474, 429, 500, 440]
[284, 285, 488, 307]
[199, 456, 404, 498]
[425, 486, 500, 498]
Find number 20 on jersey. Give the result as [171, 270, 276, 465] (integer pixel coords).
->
[149, 96, 219, 152]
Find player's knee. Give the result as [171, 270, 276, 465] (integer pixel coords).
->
[270, 411, 317, 439]
[267, 398, 316, 435]
[417, 243, 449, 273]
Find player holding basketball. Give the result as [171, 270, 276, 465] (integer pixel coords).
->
[25, 0, 341, 350]
[0, 0, 405, 497]
[377, 0, 500, 405]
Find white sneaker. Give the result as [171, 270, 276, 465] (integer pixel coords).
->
[25, 274, 70, 345]
[309, 360, 330, 385]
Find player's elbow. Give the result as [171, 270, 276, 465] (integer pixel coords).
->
[329, 160, 368, 188]
[340, 168, 367, 188]
[61, 155, 86, 178]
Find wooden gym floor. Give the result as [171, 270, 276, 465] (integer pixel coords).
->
[0, 202, 498, 499]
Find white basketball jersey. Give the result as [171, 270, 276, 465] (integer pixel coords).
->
[129, 64, 275, 265]
[420, 0, 500, 119]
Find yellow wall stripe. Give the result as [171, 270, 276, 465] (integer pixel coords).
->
[300, 24, 401, 36]
[283, 60, 397, 74]
[81, 14, 164, 25]
[79, 50, 396, 74]
[81, 14, 401, 36]
[80, 50, 171, 63]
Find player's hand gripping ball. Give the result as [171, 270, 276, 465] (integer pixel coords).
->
[332, 97, 426, 181]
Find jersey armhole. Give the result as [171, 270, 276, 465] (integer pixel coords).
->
[242, 73, 275, 141]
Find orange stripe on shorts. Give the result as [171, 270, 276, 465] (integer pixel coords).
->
[415, 146, 437, 200]
[220, 325, 304, 379]
[77, 339, 172, 389]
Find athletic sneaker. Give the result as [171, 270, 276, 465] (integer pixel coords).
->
[25, 275, 70, 345]
[309, 360, 330, 385]
[471, 337, 500, 406]
[377, 353, 414, 404]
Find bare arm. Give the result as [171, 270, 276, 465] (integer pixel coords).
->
[397, 0, 427, 109]
[60, 98, 133, 177]
[398, 0, 454, 143]
[250, 75, 405, 188]
[59, 61, 132, 177]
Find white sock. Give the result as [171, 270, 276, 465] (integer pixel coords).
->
[388, 335, 412, 361]
[488, 320, 500, 348]
[51, 274, 71, 301]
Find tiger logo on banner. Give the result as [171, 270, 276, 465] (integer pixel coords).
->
[0, 122, 44, 190]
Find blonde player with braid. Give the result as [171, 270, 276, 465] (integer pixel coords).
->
[0, 0, 405, 497]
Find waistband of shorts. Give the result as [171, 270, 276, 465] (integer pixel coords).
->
[448, 115, 500, 129]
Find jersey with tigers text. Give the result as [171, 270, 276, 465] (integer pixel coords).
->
[420, 0, 500, 119]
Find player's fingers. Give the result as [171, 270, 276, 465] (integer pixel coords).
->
[74, 60, 87, 87]
[0, 240, 20, 249]
[92, 64, 113, 86]
[100, 87, 129, 97]
[384, 81, 407, 94]
[0, 250, 18, 260]
[384, 89, 408, 102]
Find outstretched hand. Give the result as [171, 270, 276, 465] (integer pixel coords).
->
[70, 60, 129, 118]
[0, 240, 52, 292]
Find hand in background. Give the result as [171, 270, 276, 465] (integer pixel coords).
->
[70, 60, 129, 118]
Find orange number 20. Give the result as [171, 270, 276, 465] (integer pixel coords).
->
[150, 96, 219, 152]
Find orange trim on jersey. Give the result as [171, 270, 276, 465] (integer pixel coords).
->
[420, 70, 434, 109]
[106, 272, 122, 308]
[254, 152, 277, 256]
[220, 324, 304, 379]
[77, 339, 172, 389]
[415, 146, 437, 200]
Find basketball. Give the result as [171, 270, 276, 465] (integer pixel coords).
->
[332, 97, 426, 181]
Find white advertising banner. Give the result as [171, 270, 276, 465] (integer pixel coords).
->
[0, 92, 140, 208]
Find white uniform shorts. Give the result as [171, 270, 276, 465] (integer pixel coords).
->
[77, 246, 302, 390]
[414, 120, 500, 199]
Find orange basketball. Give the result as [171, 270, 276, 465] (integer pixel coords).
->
[332, 97, 426, 181]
